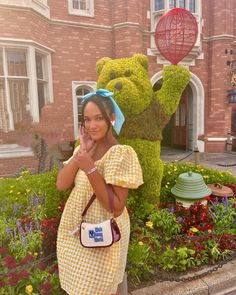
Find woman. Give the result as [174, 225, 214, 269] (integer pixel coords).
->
[56, 89, 143, 295]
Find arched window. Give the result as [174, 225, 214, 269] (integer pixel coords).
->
[72, 82, 96, 139]
[76, 86, 91, 126]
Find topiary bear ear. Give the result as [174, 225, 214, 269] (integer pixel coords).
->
[96, 57, 111, 75]
[133, 54, 148, 71]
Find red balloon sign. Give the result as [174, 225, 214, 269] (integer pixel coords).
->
[155, 8, 198, 65]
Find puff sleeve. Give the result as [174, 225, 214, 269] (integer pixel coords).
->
[103, 145, 143, 189]
[62, 145, 80, 166]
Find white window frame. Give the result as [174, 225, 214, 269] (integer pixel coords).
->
[149, 0, 202, 66]
[68, 0, 94, 17]
[72, 81, 96, 139]
[0, 40, 54, 158]
[0, 43, 53, 129]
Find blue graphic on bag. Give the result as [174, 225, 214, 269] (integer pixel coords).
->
[89, 227, 104, 242]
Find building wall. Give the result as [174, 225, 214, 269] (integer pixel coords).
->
[0, 0, 236, 176]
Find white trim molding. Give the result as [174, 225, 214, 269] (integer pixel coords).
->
[0, 38, 55, 53]
[207, 138, 227, 141]
[0, 144, 34, 159]
[0, 0, 50, 18]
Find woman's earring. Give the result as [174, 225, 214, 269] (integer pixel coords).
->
[111, 120, 115, 126]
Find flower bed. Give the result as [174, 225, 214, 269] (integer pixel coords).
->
[0, 164, 236, 293]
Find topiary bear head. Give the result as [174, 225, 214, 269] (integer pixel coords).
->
[96, 54, 153, 118]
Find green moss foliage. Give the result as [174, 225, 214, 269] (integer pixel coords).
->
[156, 65, 190, 115]
[121, 99, 169, 141]
[96, 54, 153, 117]
[96, 54, 190, 205]
[119, 138, 162, 209]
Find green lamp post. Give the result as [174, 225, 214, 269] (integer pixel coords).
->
[171, 171, 212, 208]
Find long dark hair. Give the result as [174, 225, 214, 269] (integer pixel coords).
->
[81, 94, 114, 131]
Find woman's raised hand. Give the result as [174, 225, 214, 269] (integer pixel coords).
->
[79, 125, 96, 152]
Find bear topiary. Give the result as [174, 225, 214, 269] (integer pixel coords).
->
[96, 54, 190, 215]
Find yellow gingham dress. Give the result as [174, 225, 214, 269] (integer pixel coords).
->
[57, 144, 143, 295]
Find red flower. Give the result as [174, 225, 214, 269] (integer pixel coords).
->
[42, 220, 48, 227]
[0, 247, 9, 255]
[20, 254, 35, 265]
[49, 263, 58, 274]
[40, 282, 52, 295]
[2, 255, 17, 269]
[204, 196, 213, 201]
[17, 270, 30, 279]
[38, 261, 48, 271]
[7, 272, 19, 286]
[0, 280, 5, 288]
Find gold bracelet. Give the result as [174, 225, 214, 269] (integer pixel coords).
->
[86, 167, 97, 176]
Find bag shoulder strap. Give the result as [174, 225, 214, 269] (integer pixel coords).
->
[81, 184, 114, 218]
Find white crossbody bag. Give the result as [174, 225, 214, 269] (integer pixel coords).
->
[79, 184, 121, 248]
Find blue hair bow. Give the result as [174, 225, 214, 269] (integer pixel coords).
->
[81, 89, 125, 135]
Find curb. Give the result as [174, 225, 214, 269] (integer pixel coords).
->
[130, 258, 236, 295]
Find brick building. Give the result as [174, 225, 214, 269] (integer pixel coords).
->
[0, 0, 236, 176]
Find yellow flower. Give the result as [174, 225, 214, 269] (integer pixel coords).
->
[208, 229, 212, 233]
[190, 227, 198, 233]
[165, 185, 169, 188]
[138, 241, 144, 246]
[25, 285, 33, 294]
[34, 252, 38, 257]
[146, 221, 153, 229]
[17, 192, 21, 195]
[9, 190, 13, 194]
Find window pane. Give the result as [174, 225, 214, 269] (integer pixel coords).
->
[154, 0, 164, 10]
[76, 87, 91, 124]
[170, 0, 176, 9]
[189, 0, 196, 12]
[36, 54, 44, 79]
[0, 49, 3, 76]
[179, 0, 185, 8]
[37, 82, 46, 116]
[76, 87, 90, 96]
[9, 79, 30, 130]
[0, 79, 9, 132]
[73, 0, 87, 10]
[7, 51, 27, 76]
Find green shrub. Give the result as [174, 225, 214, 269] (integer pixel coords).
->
[0, 169, 69, 218]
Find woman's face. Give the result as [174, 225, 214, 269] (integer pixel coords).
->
[83, 101, 110, 141]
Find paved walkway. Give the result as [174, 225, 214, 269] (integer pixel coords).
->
[161, 147, 236, 176]
[130, 257, 236, 295]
